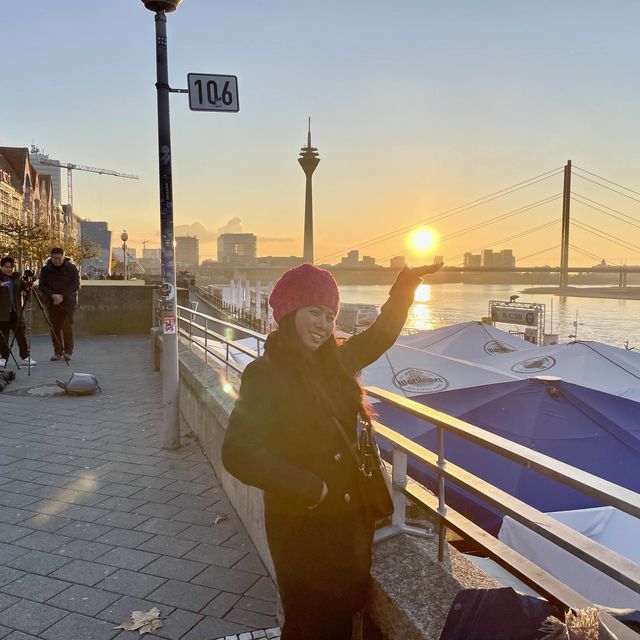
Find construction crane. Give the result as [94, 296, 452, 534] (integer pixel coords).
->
[39, 159, 139, 212]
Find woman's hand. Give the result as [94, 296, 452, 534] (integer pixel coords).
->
[404, 262, 444, 278]
[307, 482, 328, 510]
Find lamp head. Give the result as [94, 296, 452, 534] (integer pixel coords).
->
[509, 294, 519, 303]
[141, 0, 182, 13]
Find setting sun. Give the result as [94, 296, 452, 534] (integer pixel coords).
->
[410, 228, 437, 252]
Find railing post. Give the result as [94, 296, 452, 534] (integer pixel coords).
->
[188, 310, 193, 350]
[391, 448, 408, 529]
[204, 317, 208, 364]
[437, 426, 447, 562]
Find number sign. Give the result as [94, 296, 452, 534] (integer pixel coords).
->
[187, 73, 239, 112]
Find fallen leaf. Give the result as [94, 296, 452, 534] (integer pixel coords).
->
[138, 619, 164, 634]
[214, 513, 229, 524]
[114, 607, 163, 634]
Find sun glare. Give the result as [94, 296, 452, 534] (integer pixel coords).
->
[410, 228, 436, 252]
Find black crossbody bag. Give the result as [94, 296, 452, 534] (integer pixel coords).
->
[332, 415, 394, 521]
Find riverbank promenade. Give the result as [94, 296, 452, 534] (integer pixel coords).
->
[0, 335, 279, 640]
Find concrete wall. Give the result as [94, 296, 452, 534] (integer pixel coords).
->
[161, 332, 502, 639]
[30, 283, 189, 335]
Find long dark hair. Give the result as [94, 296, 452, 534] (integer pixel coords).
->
[264, 313, 372, 423]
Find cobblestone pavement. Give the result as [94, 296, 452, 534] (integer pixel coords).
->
[0, 336, 279, 640]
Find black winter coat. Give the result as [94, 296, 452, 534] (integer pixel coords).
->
[222, 272, 421, 628]
[0, 273, 25, 322]
[38, 258, 80, 310]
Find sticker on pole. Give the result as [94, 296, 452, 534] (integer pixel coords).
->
[188, 73, 239, 112]
[163, 315, 176, 334]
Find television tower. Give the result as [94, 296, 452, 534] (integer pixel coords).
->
[298, 118, 320, 264]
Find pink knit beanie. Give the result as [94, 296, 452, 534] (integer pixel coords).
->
[269, 263, 340, 323]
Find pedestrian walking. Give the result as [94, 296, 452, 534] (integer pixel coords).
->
[222, 261, 443, 640]
[37, 247, 80, 361]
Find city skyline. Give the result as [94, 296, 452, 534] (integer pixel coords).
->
[3, 2, 640, 266]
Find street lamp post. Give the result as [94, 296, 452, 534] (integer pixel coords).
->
[120, 230, 128, 280]
[142, 0, 182, 449]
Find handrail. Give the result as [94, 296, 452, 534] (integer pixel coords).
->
[372, 419, 640, 595]
[177, 304, 266, 341]
[367, 386, 640, 519]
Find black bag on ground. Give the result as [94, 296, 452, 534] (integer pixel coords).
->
[439, 587, 560, 640]
[56, 373, 101, 396]
[0, 371, 16, 392]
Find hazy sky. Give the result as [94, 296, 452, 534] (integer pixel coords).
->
[3, 1, 640, 266]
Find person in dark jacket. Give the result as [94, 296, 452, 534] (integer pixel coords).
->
[222, 261, 443, 640]
[37, 247, 80, 361]
[0, 256, 36, 367]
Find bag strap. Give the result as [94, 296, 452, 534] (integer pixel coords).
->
[331, 416, 364, 470]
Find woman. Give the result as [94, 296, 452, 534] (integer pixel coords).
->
[222, 261, 442, 639]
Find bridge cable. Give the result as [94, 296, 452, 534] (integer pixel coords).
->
[515, 245, 560, 262]
[571, 193, 640, 230]
[316, 167, 564, 263]
[573, 165, 640, 199]
[572, 171, 640, 206]
[572, 218, 640, 254]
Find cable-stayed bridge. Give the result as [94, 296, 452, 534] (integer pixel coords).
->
[317, 162, 640, 288]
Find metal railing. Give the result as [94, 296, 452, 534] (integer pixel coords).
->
[366, 386, 640, 638]
[173, 307, 639, 637]
[176, 304, 266, 379]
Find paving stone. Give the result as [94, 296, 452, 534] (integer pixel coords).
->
[96, 483, 143, 498]
[244, 578, 278, 602]
[97, 547, 159, 571]
[148, 579, 219, 613]
[180, 525, 235, 546]
[136, 535, 198, 558]
[0, 494, 40, 509]
[0, 595, 19, 612]
[56, 521, 113, 541]
[0, 627, 10, 639]
[14, 530, 71, 552]
[0, 508, 32, 525]
[0, 599, 68, 636]
[200, 592, 240, 619]
[56, 539, 115, 561]
[96, 595, 173, 625]
[183, 543, 246, 568]
[100, 472, 143, 485]
[129, 476, 176, 489]
[96, 496, 148, 513]
[172, 508, 219, 527]
[153, 609, 203, 640]
[231, 553, 269, 576]
[95, 512, 149, 530]
[40, 612, 118, 640]
[8, 550, 72, 576]
[18, 514, 70, 533]
[0, 544, 30, 566]
[192, 565, 259, 595]
[224, 607, 278, 630]
[129, 488, 180, 504]
[47, 584, 120, 616]
[136, 517, 191, 537]
[96, 569, 166, 598]
[222, 533, 253, 552]
[235, 596, 277, 617]
[163, 481, 210, 496]
[0, 524, 31, 544]
[94, 529, 154, 549]
[51, 559, 118, 586]
[142, 556, 207, 582]
[60, 505, 110, 523]
[4, 632, 43, 640]
[1, 573, 70, 601]
[133, 503, 185, 519]
[181, 616, 246, 640]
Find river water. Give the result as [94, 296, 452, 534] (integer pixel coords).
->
[339, 283, 640, 349]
